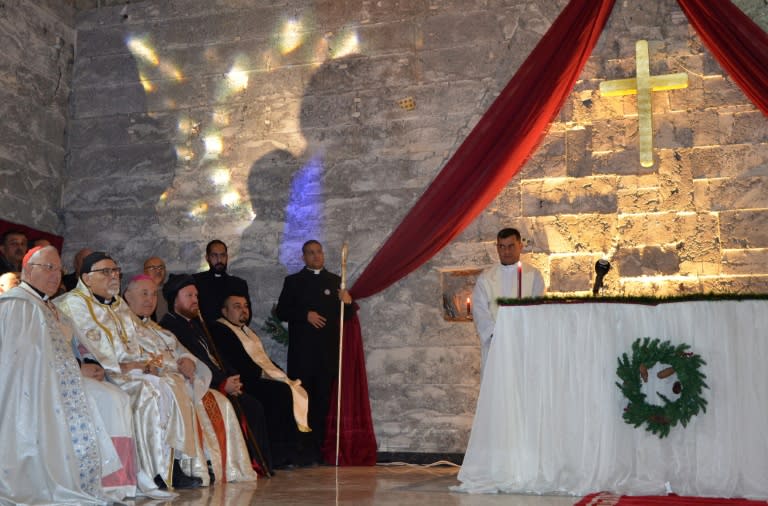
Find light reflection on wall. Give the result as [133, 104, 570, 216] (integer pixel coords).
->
[331, 31, 360, 59]
[279, 155, 325, 270]
[204, 135, 223, 158]
[221, 190, 241, 208]
[210, 168, 231, 186]
[126, 35, 184, 90]
[279, 18, 304, 55]
[125, 14, 360, 247]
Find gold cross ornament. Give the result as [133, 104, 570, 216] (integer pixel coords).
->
[599, 40, 688, 167]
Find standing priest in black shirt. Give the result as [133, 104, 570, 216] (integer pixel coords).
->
[275, 240, 355, 455]
[193, 239, 251, 325]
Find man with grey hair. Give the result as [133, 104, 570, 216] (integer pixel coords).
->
[56, 252, 204, 490]
[0, 246, 112, 503]
[143, 255, 169, 320]
[124, 274, 257, 483]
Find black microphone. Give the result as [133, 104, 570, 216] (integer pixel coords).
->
[593, 259, 611, 296]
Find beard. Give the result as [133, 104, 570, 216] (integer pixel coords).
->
[177, 305, 199, 320]
[211, 262, 227, 274]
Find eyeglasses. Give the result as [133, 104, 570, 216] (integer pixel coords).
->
[145, 264, 166, 272]
[90, 267, 122, 276]
[28, 262, 63, 273]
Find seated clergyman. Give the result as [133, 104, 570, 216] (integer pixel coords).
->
[56, 252, 205, 490]
[159, 274, 274, 475]
[124, 274, 258, 483]
[0, 245, 172, 503]
[210, 293, 317, 467]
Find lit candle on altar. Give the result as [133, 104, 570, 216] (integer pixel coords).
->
[466, 296, 471, 315]
[517, 261, 522, 299]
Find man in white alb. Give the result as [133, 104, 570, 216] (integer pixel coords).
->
[472, 228, 545, 372]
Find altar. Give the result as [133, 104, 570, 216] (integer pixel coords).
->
[455, 300, 768, 498]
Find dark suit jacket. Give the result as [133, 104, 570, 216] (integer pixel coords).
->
[209, 320, 265, 390]
[192, 270, 251, 325]
[275, 267, 355, 380]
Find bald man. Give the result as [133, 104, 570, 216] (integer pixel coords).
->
[143, 256, 168, 320]
[0, 271, 20, 294]
[62, 247, 93, 292]
[125, 275, 257, 483]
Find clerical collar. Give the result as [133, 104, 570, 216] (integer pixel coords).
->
[305, 267, 323, 275]
[214, 273, 223, 278]
[21, 281, 48, 301]
[92, 293, 114, 305]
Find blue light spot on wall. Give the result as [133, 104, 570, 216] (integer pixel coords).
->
[280, 155, 324, 270]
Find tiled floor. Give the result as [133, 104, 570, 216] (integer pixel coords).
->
[135, 464, 581, 505]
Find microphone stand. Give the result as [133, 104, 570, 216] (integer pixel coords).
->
[593, 259, 611, 296]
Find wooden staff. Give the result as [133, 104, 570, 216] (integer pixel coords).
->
[335, 242, 349, 466]
[196, 312, 272, 478]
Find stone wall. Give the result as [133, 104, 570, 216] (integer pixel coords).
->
[0, 0, 75, 233]
[65, 0, 767, 455]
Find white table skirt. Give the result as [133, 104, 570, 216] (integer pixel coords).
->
[455, 301, 768, 498]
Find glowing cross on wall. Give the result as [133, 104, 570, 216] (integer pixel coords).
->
[599, 40, 688, 167]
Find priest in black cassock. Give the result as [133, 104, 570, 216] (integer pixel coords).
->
[210, 293, 316, 467]
[159, 274, 273, 474]
[193, 239, 251, 324]
[275, 240, 355, 454]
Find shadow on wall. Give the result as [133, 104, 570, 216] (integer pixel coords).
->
[241, 55, 418, 278]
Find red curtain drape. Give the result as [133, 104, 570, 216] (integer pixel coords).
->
[321, 304, 377, 465]
[323, 0, 617, 465]
[677, 0, 768, 116]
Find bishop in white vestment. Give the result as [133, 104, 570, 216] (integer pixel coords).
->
[55, 252, 203, 488]
[125, 274, 258, 483]
[0, 246, 115, 504]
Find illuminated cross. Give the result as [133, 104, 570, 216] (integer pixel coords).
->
[599, 40, 688, 167]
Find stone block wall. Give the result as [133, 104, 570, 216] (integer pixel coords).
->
[0, 0, 75, 233]
[61, 0, 768, 456]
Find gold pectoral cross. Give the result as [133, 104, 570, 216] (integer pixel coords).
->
[599, 40, 688, 167]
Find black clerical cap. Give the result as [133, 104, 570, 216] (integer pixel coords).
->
[163, 273, 196, 307]
[80, 251, 114, 279]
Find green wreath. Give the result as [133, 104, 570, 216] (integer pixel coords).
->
[616, 337, 708, 438]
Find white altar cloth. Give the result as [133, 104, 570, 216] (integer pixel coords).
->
[455, 301, 768, 498]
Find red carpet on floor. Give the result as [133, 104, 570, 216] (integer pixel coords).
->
[575, 492, 767, 505]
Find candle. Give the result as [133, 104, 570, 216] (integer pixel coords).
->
[466, 297, 471, 315]
[517, 261, 522, 299]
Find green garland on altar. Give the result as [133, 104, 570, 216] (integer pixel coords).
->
[497, 292, 768, 306]
[616, 337, 708, 438]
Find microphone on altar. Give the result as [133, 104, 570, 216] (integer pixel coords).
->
[593, 259, 611, 296]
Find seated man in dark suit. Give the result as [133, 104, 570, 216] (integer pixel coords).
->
[210, 294, 316, 467]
